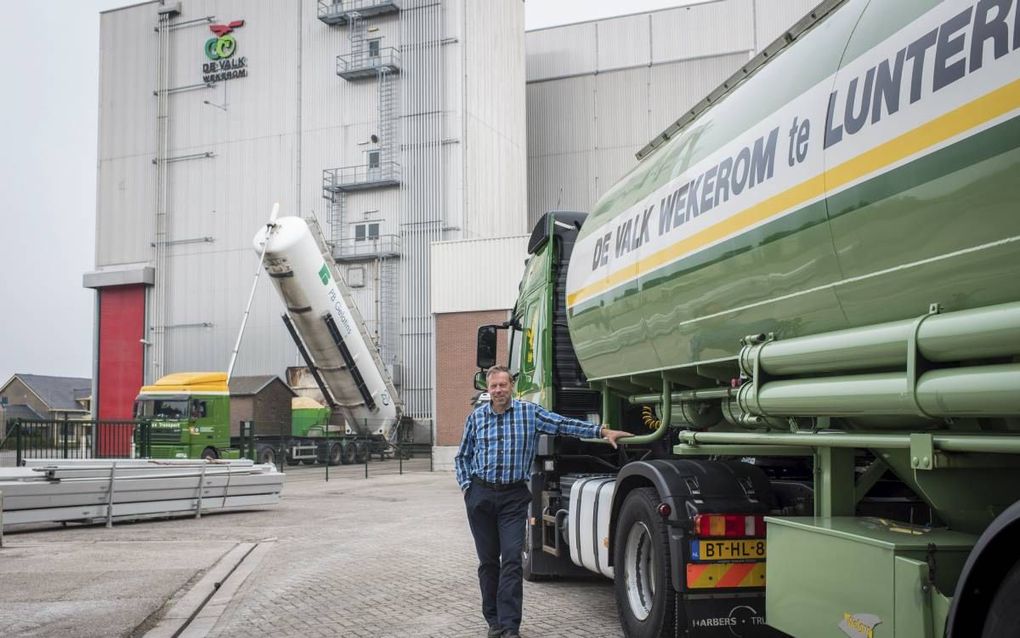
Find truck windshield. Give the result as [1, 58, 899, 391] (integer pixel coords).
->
[136, 399, 190, 419]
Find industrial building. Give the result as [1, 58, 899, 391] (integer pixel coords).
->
[85, 0, 820, 461]
[85, 0, 527, 438]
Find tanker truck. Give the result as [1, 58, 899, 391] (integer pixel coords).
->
[474, 0, 1020, 635]
[134, 217, 409, 465]
[252, 215, 412, 458]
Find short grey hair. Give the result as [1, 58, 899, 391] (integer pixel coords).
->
[485, 365, 514, 383]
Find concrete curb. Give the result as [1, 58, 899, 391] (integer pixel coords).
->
[145, 539, 275, 638]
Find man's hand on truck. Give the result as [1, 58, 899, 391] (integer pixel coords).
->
[600, 426, 633, 449]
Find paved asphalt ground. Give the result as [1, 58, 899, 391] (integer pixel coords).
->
[0, 459, 623, 637]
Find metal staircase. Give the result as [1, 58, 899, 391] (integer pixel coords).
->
[318, 0, 404, 402]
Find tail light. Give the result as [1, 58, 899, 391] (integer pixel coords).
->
[693, 514, 765, 537]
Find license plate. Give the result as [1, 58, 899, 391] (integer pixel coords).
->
[690, 539, 766, 561]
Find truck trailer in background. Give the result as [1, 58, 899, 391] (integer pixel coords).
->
[475, 0, 1020, 635]
[132, 214, 412, 465]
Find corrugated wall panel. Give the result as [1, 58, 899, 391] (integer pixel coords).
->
[527, 75, 595, 157]
[97, 5, 159, 268]
[593, 146, 640, 208]
[595, 14, 650, 72]
[442, 140, 464, 237]
[96, 156, 155, 266]
[462, 0, 526, 240]
[527, 150, 595, 228]
[431, 237, 529, 313]
[647, 52, 750, 137]
[594, 69, 650, 154]
[525, 22, 597, 82]
[754, 0, 823, 48]
[651, 0, 754, 62]
[98, 7, 158, 161]
[166, 0, 300, 152]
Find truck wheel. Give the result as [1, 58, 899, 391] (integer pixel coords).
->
[327, 443, 342, 466]
[341, 442, 357, 465]
[201, 447, 218, 460]
[354, 441, 369, 464]
[614, 487, 679, 638]
[286, 451, 301, 466]
[258, 446, 276, 466]
[982, 559, 1020, 637]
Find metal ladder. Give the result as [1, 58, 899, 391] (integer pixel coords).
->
[378, 67, 397, 173]
[376, 256, 400, 373]
[328, 190, 348, 247]
[348, 12, 366, 70]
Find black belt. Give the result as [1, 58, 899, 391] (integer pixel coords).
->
[471, 476, 526, 491]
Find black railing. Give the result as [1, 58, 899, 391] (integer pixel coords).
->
[1, 419, 150, 466]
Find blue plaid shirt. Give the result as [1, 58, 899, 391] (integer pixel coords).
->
[455, 399, 601, 490]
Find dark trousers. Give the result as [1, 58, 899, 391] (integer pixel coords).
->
[464, 482, 530, 632]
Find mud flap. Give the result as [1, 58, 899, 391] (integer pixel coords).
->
[682, 593, 785, 637]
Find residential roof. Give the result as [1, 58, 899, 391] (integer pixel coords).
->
[4, 404, 45, 421]
[4, 374, 91, 411]
[229, 376, 295, 397]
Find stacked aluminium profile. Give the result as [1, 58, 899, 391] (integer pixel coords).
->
[0, 459, 283, 529]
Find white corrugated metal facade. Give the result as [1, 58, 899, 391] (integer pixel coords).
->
[525, 0, 821, 226]
[91, 0, 822, 427]
[92, 0, 527, 424]
[430, 236, 530, 314]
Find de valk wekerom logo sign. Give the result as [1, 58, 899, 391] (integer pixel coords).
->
[202, 20, 248, 82]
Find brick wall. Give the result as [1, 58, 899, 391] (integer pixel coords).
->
[434, 309, 509, 447]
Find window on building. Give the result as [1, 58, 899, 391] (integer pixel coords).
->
[367, 150, 380, 169]
[354, 223, 380, 242]
[368, 38, 381, 58]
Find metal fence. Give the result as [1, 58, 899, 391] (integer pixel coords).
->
[1, 417, 434, 480]
[1, 419, 144, 467]
[238, 417, 433, 481]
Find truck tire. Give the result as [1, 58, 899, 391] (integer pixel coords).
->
[341, 441, 357, 465]
[327, 443, 342, 466]
[201, 447, 218, 460]
[614, 487, 679, 638]
[258, 446, 276, 466]
[981, 559, 1020, 637]
[354, 441, 369, 464]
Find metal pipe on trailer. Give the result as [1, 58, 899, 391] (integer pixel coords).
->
[738, 301, 1020, 378]
[586, 379, 673, 446]
[676, 430, 1020, 455]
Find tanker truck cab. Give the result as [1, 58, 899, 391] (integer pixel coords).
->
[135, 372, 234, 460]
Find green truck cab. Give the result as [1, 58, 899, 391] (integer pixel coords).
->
[134, 372, 239, 460]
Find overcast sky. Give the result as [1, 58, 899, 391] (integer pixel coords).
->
[0, 0, 693, 389]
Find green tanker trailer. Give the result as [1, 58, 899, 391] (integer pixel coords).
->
[475, 0, 1020, 635]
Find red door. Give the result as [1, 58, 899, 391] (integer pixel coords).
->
[97, 285, 145, 455]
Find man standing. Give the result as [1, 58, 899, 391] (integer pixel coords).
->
[455, 366, 632, 638]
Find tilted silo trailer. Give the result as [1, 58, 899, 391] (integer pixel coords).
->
[474, 0, 1020, 635]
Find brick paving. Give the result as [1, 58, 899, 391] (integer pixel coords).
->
[0, 460, 624, 637]
[206, 466, 624, 638]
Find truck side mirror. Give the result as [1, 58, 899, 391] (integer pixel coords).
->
[473, 370, 487, 391]
[477, 325, 498, 369]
